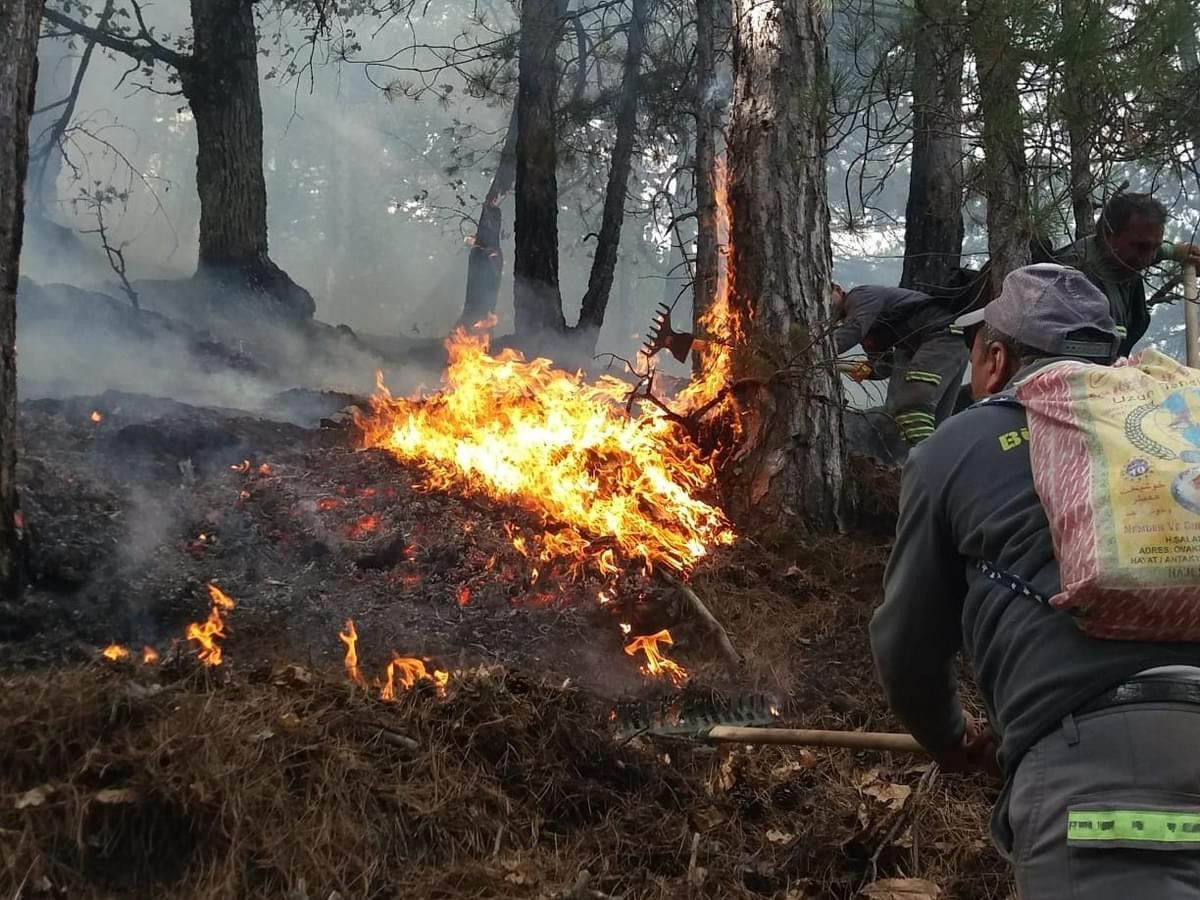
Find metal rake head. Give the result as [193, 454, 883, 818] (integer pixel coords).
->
[642, 302, 696, 363]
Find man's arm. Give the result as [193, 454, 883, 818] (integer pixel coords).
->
[1157, 241, 1200, 267]
[870, 450, 968, 755]
[833, 286, 887, 354]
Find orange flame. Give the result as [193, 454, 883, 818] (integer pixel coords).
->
[623, 629, 687, 686]
[357, 340, 734, 578]
[186, 584, 235, 666]
[673, 156, 746, 431]
[379, 653, 450, 699]
[456, 586, 471, 606]
[90, 410, 103, 424]
[101, 643, 129, 662]
[339, 619, 365, 686]
[318, 497, 342, 511]
[142, 646, 159, 665]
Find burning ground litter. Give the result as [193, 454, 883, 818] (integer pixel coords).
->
[1, 388, 1009, 896]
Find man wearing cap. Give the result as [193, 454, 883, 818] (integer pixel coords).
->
[1054, 192, 1200, 357]
[870, 263, 1200, 897]
[831, 284, 967, 447]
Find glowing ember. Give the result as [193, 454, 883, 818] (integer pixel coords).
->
[258, 463, 273, 476]
[90, 410, 103, 423]
[356, 331, 735, 577]
[456, 586, 471, 606]
[339, 619, 365, 686]
[101, 643, 129, 661]
[318, 497, 342, 511]
[357, 487, 376, 498]
[238, 490, 251, 501]
[624, 629, 687, 686]
[348, 514, 380, 540]
[142, 646, 160, 665]
[230, 460, 251, 473]
[186, 583, 236, 666]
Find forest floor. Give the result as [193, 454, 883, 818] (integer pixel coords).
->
[0, 386, 1013, 899]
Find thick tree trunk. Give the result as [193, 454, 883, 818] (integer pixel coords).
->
[513, 0, 567, 336]
[183, 0, 314, 320]
[900, 0, 965, 291]
[693, 0, 721, 332]
[968, 0, 1030, 290]
[461, 103, 518, 327]
[727, 0, 846, 531]
[0, 0, 43, 601]
[575, 0, 650, 347]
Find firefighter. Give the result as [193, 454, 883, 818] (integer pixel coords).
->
[871, 263, 1200, 898]
[1054, 192, 1200, 357]
[831, 283, 967, 446]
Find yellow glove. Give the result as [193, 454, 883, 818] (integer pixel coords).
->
[841, 361, 873, 383]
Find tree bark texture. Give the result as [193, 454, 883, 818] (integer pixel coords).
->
[513, 0, 567, 336]
[184, 0, 313, 319]
[0, 0, 43, 600]
[968, 0, 1030, 290]
[1060, 0, 1102, 239]
[693, 0, 721, 333]
[900, 0, 965, 291]
[461, 103, 519, 326]
[727, 0, 846, 531]
[575, 0, 650, 344]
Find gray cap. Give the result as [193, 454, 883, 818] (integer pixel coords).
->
[953, 263, 1120, 360]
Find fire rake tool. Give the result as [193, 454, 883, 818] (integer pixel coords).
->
[617, 693, 923, 753]
[1185, 264, 1198, 368]
[640, 303, 874, 382]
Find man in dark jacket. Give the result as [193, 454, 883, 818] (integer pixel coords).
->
[1054, 193, 1200, 357]
[832, 284, 966, 446]
[871, 263, 1200, 898]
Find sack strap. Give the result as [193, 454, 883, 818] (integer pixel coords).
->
[974, 559, 1053, 606]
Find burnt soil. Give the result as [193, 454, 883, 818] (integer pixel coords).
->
[0, 391, 1010, 899]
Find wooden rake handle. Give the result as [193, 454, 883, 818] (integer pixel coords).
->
[703, 725, 925, 754]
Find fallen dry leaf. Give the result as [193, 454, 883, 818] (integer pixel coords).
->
[94, 787, 140, 805]
[689, 804, 728, 832]
[15, 785, 52, 809]
[765, 828, 795, 845]
[273, 664, 313, 686]
[861, 877, 943, 899]
[856, 768, 912, 811]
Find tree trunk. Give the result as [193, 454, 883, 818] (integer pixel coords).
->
[183, 0, 314, 320]
[727, 0, 846, 531]
[693, 0, 721, 332]
[575, 0, 650, 347]
[968, 0, 1030, 290]
[0, 0, 42, 601]
[513, 0, 567, 336]
[1060, 0, 1101, 239]
[461, 103, 518, 326]
[900, 0, 965, 291]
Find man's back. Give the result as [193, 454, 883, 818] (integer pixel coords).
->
[872, 380, 1200, 773]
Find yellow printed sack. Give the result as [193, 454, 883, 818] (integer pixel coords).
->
[1015, 349, 1200, 640]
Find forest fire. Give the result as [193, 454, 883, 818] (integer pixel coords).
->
[356, 331, 734, 579]
[624, 629, 687, 686]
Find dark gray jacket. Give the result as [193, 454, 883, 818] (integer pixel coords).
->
[870, 360, 1200, 773]
[834, 285, 959, 356]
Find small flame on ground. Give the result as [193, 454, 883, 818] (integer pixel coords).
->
[231, 460, 251, 473]
[456, 586, 471, 606]
[90, 410, 103, 424]
[238, 490, 251, 501]
[597, 590, 612, 606]
[624, 629, 688, 686]
[186, 583, 236, 666]
[142, 646, 160, 665]
[339, 619, 365, 686]
[258, 463, 273, 476]
[101, 643, 129, 661]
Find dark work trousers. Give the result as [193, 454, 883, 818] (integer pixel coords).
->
[993, 702, 1200, 899]
[884, 330, 968, 445]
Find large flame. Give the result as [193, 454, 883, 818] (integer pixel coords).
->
[357, 337, 733, 577]
[624, 629, 687, 686]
